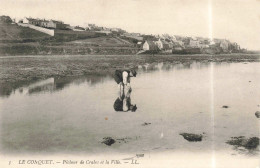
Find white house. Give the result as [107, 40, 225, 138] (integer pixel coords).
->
[220, 40, 230, 52]
[154, 39, 170, 50]
[171, 35, 177, 42]
[22, 17, 29, 24]
[143, 41, 158, 51]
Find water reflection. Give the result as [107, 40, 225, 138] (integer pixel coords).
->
[113, 85, 137, 112]
[18, 78, 55, 95]
[54, 75, 110, 90]
[1, 61, 222, 97]
[137, 61, 212, 73]
[11, 75, 111, 96]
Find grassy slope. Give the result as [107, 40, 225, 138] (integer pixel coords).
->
[0, 22, 138, 55]
[67, 36, 134, 47]
[0, 22, 50, 41]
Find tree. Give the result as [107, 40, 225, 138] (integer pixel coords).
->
[0, 15, 12, 24]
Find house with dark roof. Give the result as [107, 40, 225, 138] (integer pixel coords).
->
[40, 20, 49, 28]
[27, 18, 42, 26]
[122, 33, 143, 41]
[73, 26, 85, 31]
[46, 20, 67, 29]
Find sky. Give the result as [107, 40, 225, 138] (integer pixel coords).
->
[0, 0, 260, 50]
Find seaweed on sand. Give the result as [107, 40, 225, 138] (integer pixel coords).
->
[226, 136, 259, 150]
[101, 137, 115, 146]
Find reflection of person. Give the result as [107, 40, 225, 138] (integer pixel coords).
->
[113, 85, 137, 112]
[114, 69, 137, 89]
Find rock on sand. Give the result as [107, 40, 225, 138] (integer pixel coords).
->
[255, 111, 260, 118]
[180, 133, 203, 142]
[102, 137, 115, 146]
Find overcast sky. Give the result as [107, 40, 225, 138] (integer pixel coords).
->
[1, 0, 259, 50]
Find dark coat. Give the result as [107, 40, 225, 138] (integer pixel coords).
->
[113, 70, 131, 84]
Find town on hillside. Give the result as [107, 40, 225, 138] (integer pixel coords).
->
[0, 15, 245, 55]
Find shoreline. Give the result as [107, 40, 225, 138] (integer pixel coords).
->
[1, 53, 260, 58]
[0, 54, 260, 96]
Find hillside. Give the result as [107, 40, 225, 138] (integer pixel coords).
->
[67, 36, 134, 47]
[0, 21, 138, 56]
[0, 22, 51, 42]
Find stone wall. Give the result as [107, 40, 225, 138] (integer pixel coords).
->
[18, 23, 54, 36]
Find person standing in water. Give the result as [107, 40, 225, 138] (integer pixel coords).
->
[113, 69, 137, 112]
[114, 69, 137, 89]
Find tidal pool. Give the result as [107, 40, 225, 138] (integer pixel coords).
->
[0, 61, 259, 166]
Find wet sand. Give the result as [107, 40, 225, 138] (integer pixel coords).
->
[0, 59, 259, 168]
[1, 62, 259, 152]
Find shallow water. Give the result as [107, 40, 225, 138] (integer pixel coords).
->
[0, 62, 259, 159]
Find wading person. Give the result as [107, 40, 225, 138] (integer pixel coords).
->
[114, 69, 137, 90]
[113, 85, 137, 112]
